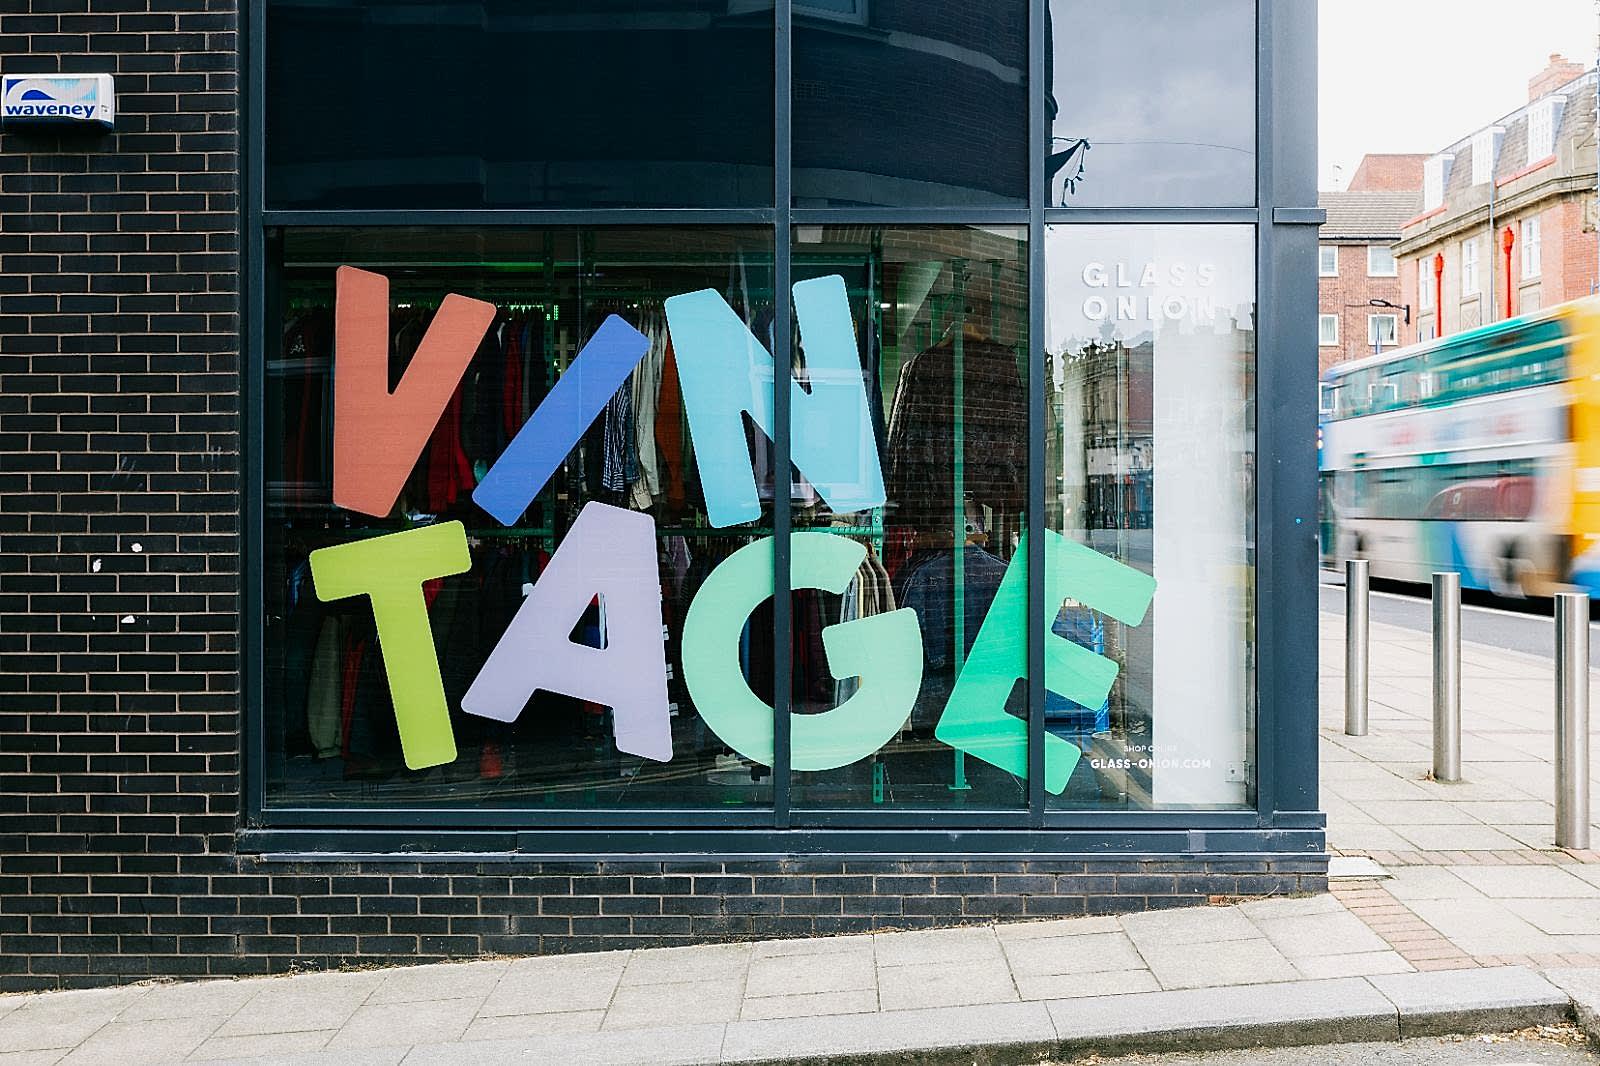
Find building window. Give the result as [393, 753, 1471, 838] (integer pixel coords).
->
[1423, 154, 1452, 212]
[1368, 314, 1398, 348]
[1419, 258, 1434, 309]
[1461, 237, 1479, 296]
[1526, 98, 1560, 165]
[262, 2, 778, 210]
[1319, 246, 1338, 277]
[1470, 128, 1502, 185]
[1418, 320, 1436, 343]
[798, 0, 1026, 207]
[1048, 0, 1255, 207]
[1319, 314, 1339, 346]
[1522, 216, 1542, 278]
[1366, 245, 1396, 277]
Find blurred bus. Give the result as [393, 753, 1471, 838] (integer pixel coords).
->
[1319, 296, 1600, 597]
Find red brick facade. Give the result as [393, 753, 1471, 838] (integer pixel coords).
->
[1347, 154, 1427, 193]
[1395, 60, 1598, 343]
[1317, 244, 1407, 372]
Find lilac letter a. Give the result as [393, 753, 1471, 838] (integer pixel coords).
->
[460, 502, 673, 762]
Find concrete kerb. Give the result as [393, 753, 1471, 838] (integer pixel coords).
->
[714, 967, 1576, 1066]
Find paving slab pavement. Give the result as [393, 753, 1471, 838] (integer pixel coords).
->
[0, 910, 1586, 1064]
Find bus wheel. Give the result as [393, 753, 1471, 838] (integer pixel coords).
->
[1501, 541, 1530, 597]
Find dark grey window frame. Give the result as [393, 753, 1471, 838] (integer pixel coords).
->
[241, 1, 1323, 857]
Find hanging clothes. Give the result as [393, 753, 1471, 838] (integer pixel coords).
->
[656, 336, 687, 514]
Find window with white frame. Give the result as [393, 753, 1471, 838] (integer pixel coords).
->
[1367, 244, 1396, 276]
[1419, 257, 1434, 309]
[1319, 314, 1339, 347]
[1461, 237, 1479, 295]
[1527, 98, 1560, 165]
[1521, 216, 1542, 278]
[1418, 320, 1436, 343]
[1423, 154, 1452, 211]
[1471, 128, 1502, 184]
[1319, 246, 1338, 277]
[1368, 314, 1398, 348]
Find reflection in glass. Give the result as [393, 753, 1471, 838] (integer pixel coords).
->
[1047, 0, 1255, 207]
[793, 4, 1027, 207]
[1045, 225, 1255, 808]
[265, 2, 774, 209]
[788, 226, 1029, 808]
[264, 227, 775, 808]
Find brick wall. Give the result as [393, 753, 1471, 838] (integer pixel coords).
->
[0, 2, 1326, 993]
[0, 0, 248, 990]
[1317, 244, 1404, 371]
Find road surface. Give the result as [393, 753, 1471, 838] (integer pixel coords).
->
[1319, 574, 1600, 661]
[1053, 1027, 1597, 1064]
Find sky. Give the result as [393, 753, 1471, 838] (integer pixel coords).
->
[1320, 1, 1597, 190]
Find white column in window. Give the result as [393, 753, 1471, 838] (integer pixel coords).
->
[1143, 234, 1254, 806]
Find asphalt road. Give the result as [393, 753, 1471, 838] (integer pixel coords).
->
[1053, 1029, 1598, 1064]
[1319, 573, 1600, 661]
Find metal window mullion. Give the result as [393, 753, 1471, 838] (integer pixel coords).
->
[1251, 0, 1274, 822]
[1026, 0, 1047, 827]
[772, 0, 794, 830]
[244, 0, 267, 825]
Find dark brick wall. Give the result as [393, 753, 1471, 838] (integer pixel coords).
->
[0, 0, 245, 991]
[0, 0, 1325, 994]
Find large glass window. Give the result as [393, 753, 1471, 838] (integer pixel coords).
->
[1046, 0, 1256, 207]
[256, 4, 1274, 826]
[792, 2, 1027, 207]
[264, 227, 776, 808]
[787, 226, 1029, 809]
[264, 2, 774, 209]
[1044, 226, 1255, 809]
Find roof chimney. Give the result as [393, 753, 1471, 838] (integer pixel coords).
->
[1530, 53, 1585, 101]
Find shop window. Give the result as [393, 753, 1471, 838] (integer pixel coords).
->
[1044, 225, 1255, 809]
[792, 1, 1026, 206]
[263, 227, 778, 809]
[787, 226, 1030, 808]
[1047, 0, 1256, 207]
[263, 2, 774, 209]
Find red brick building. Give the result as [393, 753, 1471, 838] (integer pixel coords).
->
[1317, 155, 1424, 372]
[1394, 55, 1599, 342]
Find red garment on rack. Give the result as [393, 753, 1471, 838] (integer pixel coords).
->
[656, 337, 686, 513]
[338, 635, 368, 761]
[426, 384, 474, 512]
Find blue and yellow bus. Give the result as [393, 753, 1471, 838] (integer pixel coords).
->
[1320, 297, 1600, 596]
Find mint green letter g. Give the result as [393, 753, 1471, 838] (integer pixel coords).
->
[681, 533, 923, 770]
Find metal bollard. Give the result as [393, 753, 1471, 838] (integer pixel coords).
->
[1432, 571, 1461, 782]
[1345, 559, 1369, 736]
[1556, 591, 1590, 850]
